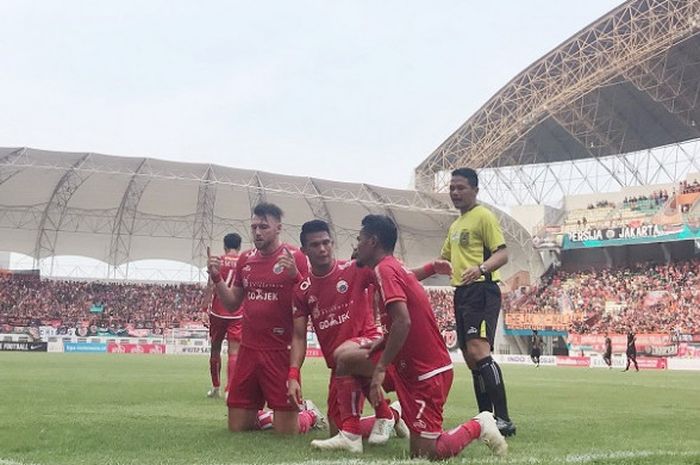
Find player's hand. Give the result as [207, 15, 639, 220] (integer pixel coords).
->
[432, 260, 453, 276]
[287, 379, 303, 406]
[460, 265, 482, 285]
[369, 366, 387, 407]
[276, 248, 299, 279]
[360, 337, 385, 357]
[206, 247, 221, 282]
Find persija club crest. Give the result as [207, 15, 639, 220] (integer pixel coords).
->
[336, 280, 349, 294]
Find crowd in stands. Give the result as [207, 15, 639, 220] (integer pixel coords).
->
[680, 179, 700, 194]
[504, 259, 700, 335]
[0, 275, 461, 336]
[3, 259, 698, 337]
[586, 200, 615, 209]
[425, 287, 455, 331]
[0, 275, 204, 335]
[622, 189, 669, 208]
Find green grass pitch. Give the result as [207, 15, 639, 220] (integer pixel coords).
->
[1, 353, 699, 465]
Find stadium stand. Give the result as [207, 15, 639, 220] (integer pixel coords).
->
[503, 259, 700, 335]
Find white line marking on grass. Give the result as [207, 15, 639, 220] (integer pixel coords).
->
[267, 450, 700, 465]
[5, 450, 700, 465]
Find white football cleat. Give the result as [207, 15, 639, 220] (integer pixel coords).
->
[368, 417, 395, 445]
[303, 399, 328, 430]
[206, 387, 220, 398]
[311, 431, 363, 453]
[474, 412, 508, 457]
[390, 400, 410, 438]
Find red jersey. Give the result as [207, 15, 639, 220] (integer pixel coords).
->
[234, 243, 309, 350]
[373, 255, 452, 382]
[211, 254, 243, 319]
[292, 259, 381, 368]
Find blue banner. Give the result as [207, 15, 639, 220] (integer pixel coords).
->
[562, 224, 700, 250]
[63, 342, 107, 353]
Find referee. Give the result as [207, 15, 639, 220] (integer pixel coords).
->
[441, 168, 516, 437]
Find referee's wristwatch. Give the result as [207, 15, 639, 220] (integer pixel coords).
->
[479, 263, 488, 275]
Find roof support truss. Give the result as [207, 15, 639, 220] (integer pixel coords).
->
[32, 154, 92, 271]
[108, 158, 150, 278]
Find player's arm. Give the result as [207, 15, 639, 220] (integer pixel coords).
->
[200, 277, 214, 311]
[288, 314, 308, 406]
[369, 301, 410, 407]
[410, 259, 452, 281]
[207, 247, 244, 311]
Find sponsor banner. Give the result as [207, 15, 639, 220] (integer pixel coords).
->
[0, 341, 47, 352]
[64, 342, 107, 353]
[305, 348, 323, 358]
[667, 358, 700, 371]
[568, 333, 671, 354]
[677, 343, 700, 358]
[107, 343, 165, 354]
[48, 341, 64, 353]
[498, 354, 556, 366]
[168, 345, 211, 355]
[562, 224, 700, 250]
[649, 345, 678, 357]
[556, 356, 590, 367]
[504, 329, 567, 337]
[441, 330, 458, 351]
[590, 356, 626, 369]
[635, 357, 667, 370]
[505, 312, 580, 331]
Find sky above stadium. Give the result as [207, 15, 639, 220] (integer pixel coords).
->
[1, 0, 620, 190]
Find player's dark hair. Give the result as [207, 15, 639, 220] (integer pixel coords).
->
[253, 202, 283, 221]
[300, 220, 331, 247]
[452, 168, 478, 189]
[223, 233, 242, 250]
[361, 214, 397, 253]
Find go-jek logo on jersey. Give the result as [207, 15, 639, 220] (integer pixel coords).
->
[248, 289, 279, 301]
[336, 280, 349, 294]
[318, 311, 350, 330]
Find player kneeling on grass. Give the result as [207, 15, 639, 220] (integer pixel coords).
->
[287, 220, 412, 450]
[208, 203, 325, 434]
[311, 215, 507, 459]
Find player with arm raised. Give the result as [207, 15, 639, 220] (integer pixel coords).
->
[207, 203, 323, 434]
[203, 233, 243, 399]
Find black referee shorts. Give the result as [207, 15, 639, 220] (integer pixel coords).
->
[453, 281, 501, 350]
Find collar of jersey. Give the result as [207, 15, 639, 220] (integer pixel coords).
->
[256, 243, 286, 257]
[311, 259, 338, 279]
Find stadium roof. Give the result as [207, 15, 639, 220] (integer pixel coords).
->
[0, 147, 542, 281]
[416, 0, 700, 192]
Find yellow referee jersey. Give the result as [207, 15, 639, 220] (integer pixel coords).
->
[441, 205, 506, 286]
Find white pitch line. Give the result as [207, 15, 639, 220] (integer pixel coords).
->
[4, 450, 700, 465]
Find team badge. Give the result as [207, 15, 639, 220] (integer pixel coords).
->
[336, 280, 349, 294]
[273, 262, 284, 274]
[459, 230, 470, 246]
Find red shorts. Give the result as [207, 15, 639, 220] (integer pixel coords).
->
[227, 345, 295, 411]
[387, 365, 453, 438]
[209, 313, 241, 344]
